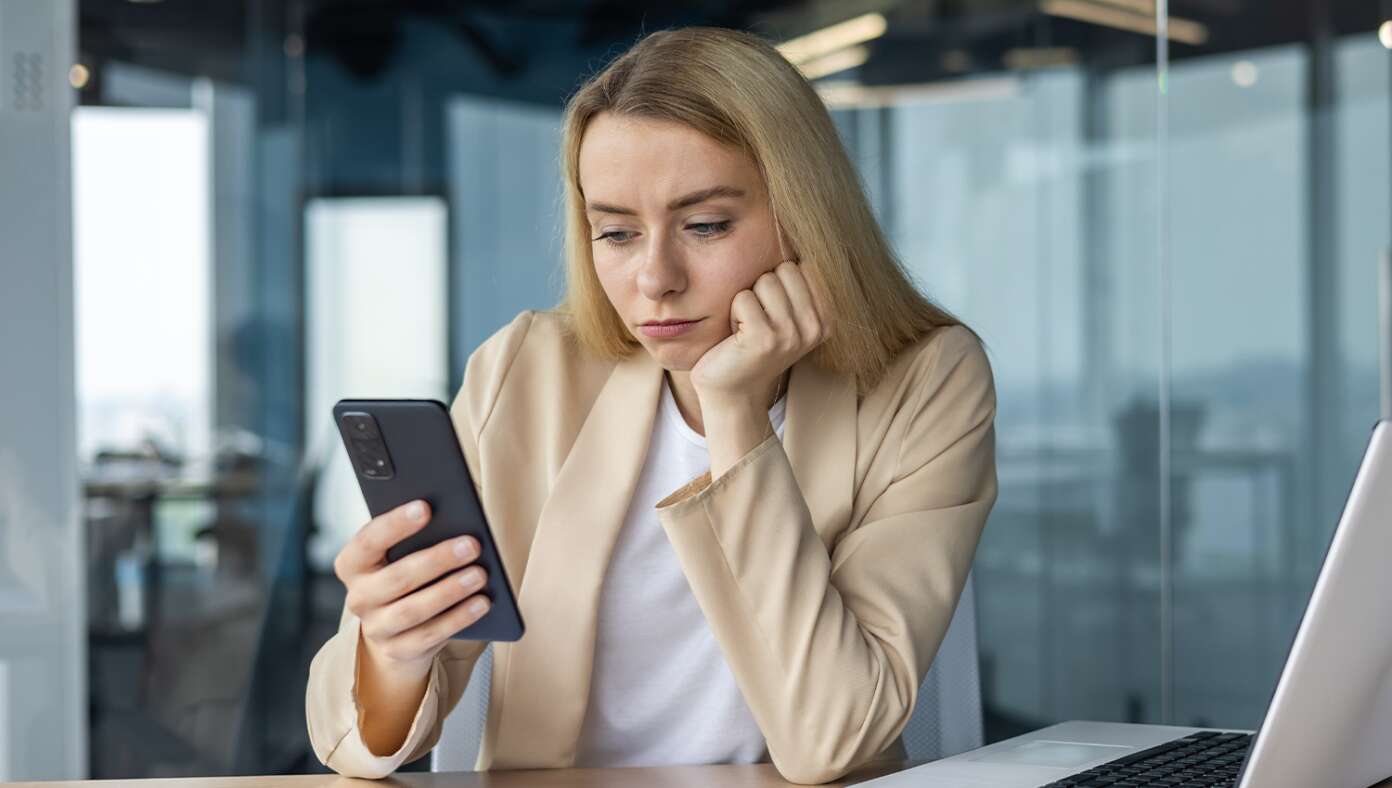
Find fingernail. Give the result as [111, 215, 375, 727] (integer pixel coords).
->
[458, 567, 483, 587]
[453, 537, 474, 559]
[408, 501, 425, 521]
[469, 598, 490, 615]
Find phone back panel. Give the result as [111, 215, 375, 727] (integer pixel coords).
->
[332, 398, 524, 641]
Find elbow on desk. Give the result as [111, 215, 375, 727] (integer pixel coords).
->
[320, 749, 396, 781]
[775, 763, 850, 786]
[768, 742, 886, 786]
[763, 702, 913, 784]
[313, 723, 440, 781]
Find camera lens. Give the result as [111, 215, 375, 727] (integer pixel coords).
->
[351, 437, 394, 480]
[343, 412, 380, 439]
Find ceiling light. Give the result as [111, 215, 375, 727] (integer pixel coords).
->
[1379, 20, 1392, 50]
[798, 46, 871, 81]
[1231, 60, 1258, 88]
[1041, 0, 1209, 46]
[816, 76, 1021, 109]
[777, 13, 887, 66]
[1089, 0, 1153, 12]
[68, 63, 90, 89]
[1003, 47, 1080, 69]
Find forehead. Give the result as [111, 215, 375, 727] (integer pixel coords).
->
[578, 113, 761, 202]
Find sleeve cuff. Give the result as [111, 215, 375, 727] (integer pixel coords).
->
[654, 432, 782, 512]
[310, 620, 445, 778]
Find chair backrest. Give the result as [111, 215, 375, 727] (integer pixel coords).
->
[431, 570, 982, 771]
[432, 646, 493, 772]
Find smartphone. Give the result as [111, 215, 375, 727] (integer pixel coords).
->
[333, 398, 524, 641]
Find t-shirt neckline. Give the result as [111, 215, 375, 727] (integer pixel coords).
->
[660, 376, 787, 448]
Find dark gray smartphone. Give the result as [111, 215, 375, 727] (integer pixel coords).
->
[333, 398, 524, 642]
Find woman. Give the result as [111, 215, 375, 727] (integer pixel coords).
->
[306, 26, 997, 785]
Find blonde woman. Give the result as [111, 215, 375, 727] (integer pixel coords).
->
[306, 26, 998, 785]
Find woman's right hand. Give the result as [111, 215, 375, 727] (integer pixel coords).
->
[333, 499, 492, 679]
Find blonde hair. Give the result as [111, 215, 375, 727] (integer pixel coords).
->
[557, 26, 964, 394]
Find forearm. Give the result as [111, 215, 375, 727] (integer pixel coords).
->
[306, 612, 450, 778]
[703, 397, 774, 481]
[355, 634, 434, 756]
[659, 437, 924, 783]
[659, 413, 997, 783]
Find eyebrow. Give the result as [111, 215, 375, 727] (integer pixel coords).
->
[585, 185, 747, 216]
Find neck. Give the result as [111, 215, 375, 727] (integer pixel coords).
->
[665, 368, 785, 438]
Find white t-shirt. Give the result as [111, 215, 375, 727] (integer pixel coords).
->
[572, 378, 788, 767]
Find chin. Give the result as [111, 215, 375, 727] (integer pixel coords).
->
[641, 341, 705, 372]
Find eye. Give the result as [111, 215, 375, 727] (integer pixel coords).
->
[687, 220, 732, 239]
[593, 230, 635, 247]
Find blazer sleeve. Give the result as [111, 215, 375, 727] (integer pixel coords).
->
[653, 325, 998, 785]
[304, 310, 536, 778]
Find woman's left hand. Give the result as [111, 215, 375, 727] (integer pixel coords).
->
[691, 260, 829, 410]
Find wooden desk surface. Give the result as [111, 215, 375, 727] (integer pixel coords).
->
[7, 761, 895, 788]
[10, 763, 1392, 788]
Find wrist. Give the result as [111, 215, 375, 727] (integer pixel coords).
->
[698, 392, 766, 421]
[359, 631, 434, 684]
[702, 404, 775, 481]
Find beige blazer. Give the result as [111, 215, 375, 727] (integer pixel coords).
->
[305, 309, 998, 784]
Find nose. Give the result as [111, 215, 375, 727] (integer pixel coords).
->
[635, 234, 687, 301]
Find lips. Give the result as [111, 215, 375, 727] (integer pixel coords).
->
[638, 318, 703, 338]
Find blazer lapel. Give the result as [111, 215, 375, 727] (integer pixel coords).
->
[488, 348, 664, 768]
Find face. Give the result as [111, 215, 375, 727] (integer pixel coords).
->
[579, 112, 787, 371]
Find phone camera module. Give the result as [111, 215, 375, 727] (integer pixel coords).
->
[341, 412, 394, 478]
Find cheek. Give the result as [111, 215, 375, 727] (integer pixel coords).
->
[592, 254, 633, 301]
[699, 231, 779, 292]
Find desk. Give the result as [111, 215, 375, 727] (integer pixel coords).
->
[8, 761, 894, 787]
[8, 762, 883, 787]
[10, 764, 1392, 788]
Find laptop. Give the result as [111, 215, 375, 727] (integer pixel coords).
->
[852, 420, 1392, 788]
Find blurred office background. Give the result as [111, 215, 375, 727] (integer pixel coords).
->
[1, 0, 1389, 780]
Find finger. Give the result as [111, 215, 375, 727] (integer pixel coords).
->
[335, 500, 432, 581]
[349, 534, 480, 612]
[787, 260, 831, 328]
[363, 564, 489, 641]
[752, 271, 799, 345]
[406, 594, 493, 655]
[773, 261, 826, 345]
[729, 289, 771, 337]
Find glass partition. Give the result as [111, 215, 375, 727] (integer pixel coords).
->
[63, 0, 1391, 777]
[1165, 27, 1391, 730]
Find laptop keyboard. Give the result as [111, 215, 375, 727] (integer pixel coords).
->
[1038, 730, 1253, 787]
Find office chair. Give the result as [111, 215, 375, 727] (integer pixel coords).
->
[431, 571, 983, 772]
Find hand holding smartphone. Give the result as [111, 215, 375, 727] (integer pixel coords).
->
[332, 399, 525, 649]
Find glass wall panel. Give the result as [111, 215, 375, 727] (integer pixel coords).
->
[1165, 24, 1391, 730]
[73, 107, 213, 465]
[446, 96, 565, 372]
[1163, 43, 1309, 728]
[864, 58, 1166, 735]
[304, 196, 450, 569]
